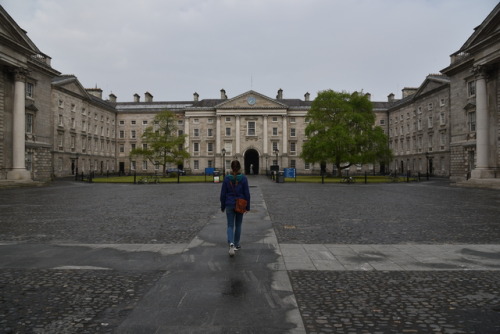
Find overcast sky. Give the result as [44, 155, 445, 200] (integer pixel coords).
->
[2, 0, 497, 103]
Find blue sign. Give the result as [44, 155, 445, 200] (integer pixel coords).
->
[205, 167, 215, 175]
[284, 168, 296, 178]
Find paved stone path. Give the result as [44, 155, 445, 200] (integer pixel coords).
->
[0, 177, 499, 333]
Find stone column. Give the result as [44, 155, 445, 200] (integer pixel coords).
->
[471, 66, 493, 179]
[236, 115, 241, 155]
[7, 69, 31, 181]
[263, 115, 268, 155]
[281, 115, 288, 154]
[216, 116, 221, 154]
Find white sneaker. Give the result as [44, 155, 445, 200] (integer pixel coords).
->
[229, 243, 235, 257]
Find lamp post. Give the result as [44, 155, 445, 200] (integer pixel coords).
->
[75, 153, 79, 181]
[425, 152, 430, 181]
[275, 148, 279, 168]
[221, 148, 226, 175]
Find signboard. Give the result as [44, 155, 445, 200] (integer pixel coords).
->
[284, 168, 296, 178]
[205, 167, 215, 175]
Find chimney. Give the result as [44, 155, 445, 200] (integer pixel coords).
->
[145, 92, 153, 102]
[365, 93, 371, 101]
[402, 87, 417, 99]
[304, 92, 310, 102]
[276, 88, 283, 100]
[109, 93, 117, 103]
[193, 92, 199, 102]
[86, 88, 103, 99]
[134, 93, 140, 102]
[220, 89, 227, 99]
[388, 93, 395, 102]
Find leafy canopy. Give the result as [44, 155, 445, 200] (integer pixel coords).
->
[301, 90, 392, 175]
[130, 110, 189, 176]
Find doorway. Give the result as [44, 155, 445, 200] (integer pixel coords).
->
[244, 149, 259, 175]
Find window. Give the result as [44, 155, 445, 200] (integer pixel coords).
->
[439, 112, 446, 125]
[272, 142, 278, 152]
[207, 142, 214, 152]
[71, 104, 76, 112]
[208, 160, 213, 168]
[440, 98, 446, 107]
[247, 121, 256, 136]
[82, 108, 86, 115]
[428, 103, 433, 111]
[290, 160, 296, 168]
[70, 135, 75, 149]
[194, 142, 199, 152]
[120, 145, 124, 153]
[225, 127, 231, 136]
[58, 100, 64, 108]
[305, 162, 310, 170]
[467, 80, 476, 97]
[131, 120, 136, 125]
[194, 160, 199, 170]
[142, 161, 148, 170]
[119, 130, 124, 139]
[26, 82, 34, 98]
[131, 143, 136, 150]
[290, 117, 296, 123]
[468, 112, 476, 132]
[26, 114, 34, 134]
[208, 118, 214, 124]
[290, 128, 296, 137]
[379, 119, 385, 125]
[272, 117, 278, 122]
[272, 127, 278, 136]
[224, 142, 232, 154]
[58, 115, 63, 126]
[143, 144, 148, 150]
[131, 130, 136, 139]
[131, 161, 136, 170]
[119, 120, 124, 125]
[290, 142, 296, 152]
[71, 118, 76, 129]
[225, 117, 231, 122]
[427, 116, 433, 128]
[417, 118, 422, 131]
[178, 130, 184, 136]
[208, 129, 213, 137]
[193, 118, 199, 124]
[194, 128, 199, 137]
[142, 120, 148, 125]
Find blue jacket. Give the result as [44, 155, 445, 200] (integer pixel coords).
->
[220, 173, 251, 212]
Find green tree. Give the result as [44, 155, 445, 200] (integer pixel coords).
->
[130, 110, 189, 176]
[301, 90, 392, 176]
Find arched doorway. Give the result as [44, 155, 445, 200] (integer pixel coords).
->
[244, 149, 259, 175]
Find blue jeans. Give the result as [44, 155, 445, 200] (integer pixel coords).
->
[226, 205, 243, 246]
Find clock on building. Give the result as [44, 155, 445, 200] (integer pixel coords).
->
[247, 96, 256, 105]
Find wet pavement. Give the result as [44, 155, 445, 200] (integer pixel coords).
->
[0, 177, 499, 333]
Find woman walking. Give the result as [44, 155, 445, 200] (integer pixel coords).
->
[220, 160, 251, 257]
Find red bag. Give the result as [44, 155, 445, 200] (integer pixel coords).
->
[235, 198, 248, 213]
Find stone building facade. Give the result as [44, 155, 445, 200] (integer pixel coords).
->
[387, 75, 451, 177]
[442, 3, 500, 184]
[51, 76, 117, 178]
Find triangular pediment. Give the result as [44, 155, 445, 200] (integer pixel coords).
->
[0, 6, 41, 56]
[413, 75, 450, 98]
[52, 75, 91, 99]
[458, 3, 500, 53]
[215, 90, 288, 109]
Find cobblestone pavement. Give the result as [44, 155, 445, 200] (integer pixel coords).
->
[0, 177, 499, 333]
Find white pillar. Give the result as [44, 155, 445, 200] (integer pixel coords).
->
[471, 66, 494, 179]
[7, 70, 31, 181]
[282, 115, 288, 154]
[236, 115, 241, 155]
[216, 116, 221, 154]
[263, 115, 268, 155]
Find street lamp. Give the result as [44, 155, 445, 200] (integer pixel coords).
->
[75, 153, 79, 181]
[221, 148, 226, 175]
[274, 148, 279, 168]
[425, 152, 430, 180]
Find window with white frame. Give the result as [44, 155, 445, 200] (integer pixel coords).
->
[207, 128, 213, 137]
[193, 142, 199, 152]
[194, 128, 199, 137]
[272, 117, 278, 122]
[131, 161, 136, 170]
[208, 160, 213, 168]
[272, 127, 278, 136]
[290, 128, 296, 137]
[119, 130, 124, 139]
[427, 116, 433, 128]
[119, 120, 124, 125]
[225, 117, 231, 122]
[143, 143, 148, 150]
[26, 114, 34, 134]
[225, 127, 231, 136]
[290, 142, 296, 152]
[247, 121, 256, 136]
[439, 112, 446, 125]
[290, 117, 296, 123]
[142, 161, 148, 170]
[272, 142, 279, 152]
[428, 103, 433, 111]
[194, 160, 199, 169]
[193, 118, 199, 124]
[142, 120, 148, 125]
[131, 130, 136, 139]
[119, 144, 124, 153]
[468, 111, 476, 132]
[207, 142, 214, 152]
[131, 120, 136, 125]
[26, 82, 34, 98]
[208, 118, 214, 124]
[290, 160, 296, 168]
[58, 115, 63, 126]
[467, 80, 476, 97]
[71, 104, 76, 112]
[305, 162, 310, 170]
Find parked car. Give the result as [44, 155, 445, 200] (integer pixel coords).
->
[166, 168, 185, 176]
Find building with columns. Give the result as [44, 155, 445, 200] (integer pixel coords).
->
[442, 3, 500, 184]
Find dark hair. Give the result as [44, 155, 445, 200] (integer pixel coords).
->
[231, 160, 241, 174]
